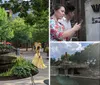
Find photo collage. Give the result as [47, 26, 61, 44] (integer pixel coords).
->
[0, 0, 100, 85]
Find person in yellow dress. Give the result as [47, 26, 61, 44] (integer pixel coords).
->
[32, 42, 47, 69]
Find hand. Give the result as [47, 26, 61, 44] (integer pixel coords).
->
[73, 23, 81, 31]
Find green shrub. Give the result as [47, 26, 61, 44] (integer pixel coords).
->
[0, 57, 39, 78]
[11, 57, 39, 78]
[0, 44, 15, 54]
[11, 66, 31, 78]
[0, 69, 12, 76]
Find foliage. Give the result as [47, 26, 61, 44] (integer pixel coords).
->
[0, 57, 38, 78]
[0, 0, 49, 46]
[9, 17, 32, 46]
[25, 13, 35, 25]
[0, 44, 15, 52]
[51, 58, 56, 65]
[11, 57, 38, 78]
[0, 0, 2, 3]
[0, 7, 14, 40]
[0, 44, 13, 49]
[0, 7, 7, 25]
[61, 53, 70, 61]
[0, 0, 48, 18]
[28, 0, 49, 43]
[32, 10, 48, 42]
[0, 0, 30, 17]
[69, 43, 100, 68]
[0, 69, 12, 76]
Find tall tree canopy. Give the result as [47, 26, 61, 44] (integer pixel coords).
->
[0, 0, 48, 45]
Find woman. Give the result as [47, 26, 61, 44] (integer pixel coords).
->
[50, 4, 81, 41]
[59, 3, 80, 41]
[59, 3, 76, 31]
[32, 42, 47, 69]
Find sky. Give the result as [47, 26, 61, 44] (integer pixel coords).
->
[1, 0, 30, 3]
[1, 0, 9, 3]
[50, 42, 96, 59]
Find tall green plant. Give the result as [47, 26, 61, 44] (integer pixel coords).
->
[0, 7, 14, 41]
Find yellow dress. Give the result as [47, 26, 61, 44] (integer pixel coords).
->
[32, 49, 47, 69]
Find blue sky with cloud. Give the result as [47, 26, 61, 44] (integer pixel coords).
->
[50, 42, 94, 59]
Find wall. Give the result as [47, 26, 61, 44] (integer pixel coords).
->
[85, 0, 100, 41]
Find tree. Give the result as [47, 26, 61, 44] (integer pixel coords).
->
[61, 53, 71, 61]
[32, 10, 48, 42]
[1, 0, 49, 46]
[10, 17, 32, 49]
[0, 0, 31, 17]
[51, 58, 56, 66]
[26, 0, 49, 42]
[0, 0, 48, 18]
[69, 43, 100, 68]
[0, 0, 2, 3]
[0, 7, 14, 41]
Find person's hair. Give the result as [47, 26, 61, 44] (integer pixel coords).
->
[51, 4, 64, 16]
[54, 4, 64, 11]
[65, 3, 75, 14]
[37, 46, 40, 50]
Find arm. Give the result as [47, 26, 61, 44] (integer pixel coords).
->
[50, 19, 81, 40]
[62, 23, 81, 38]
